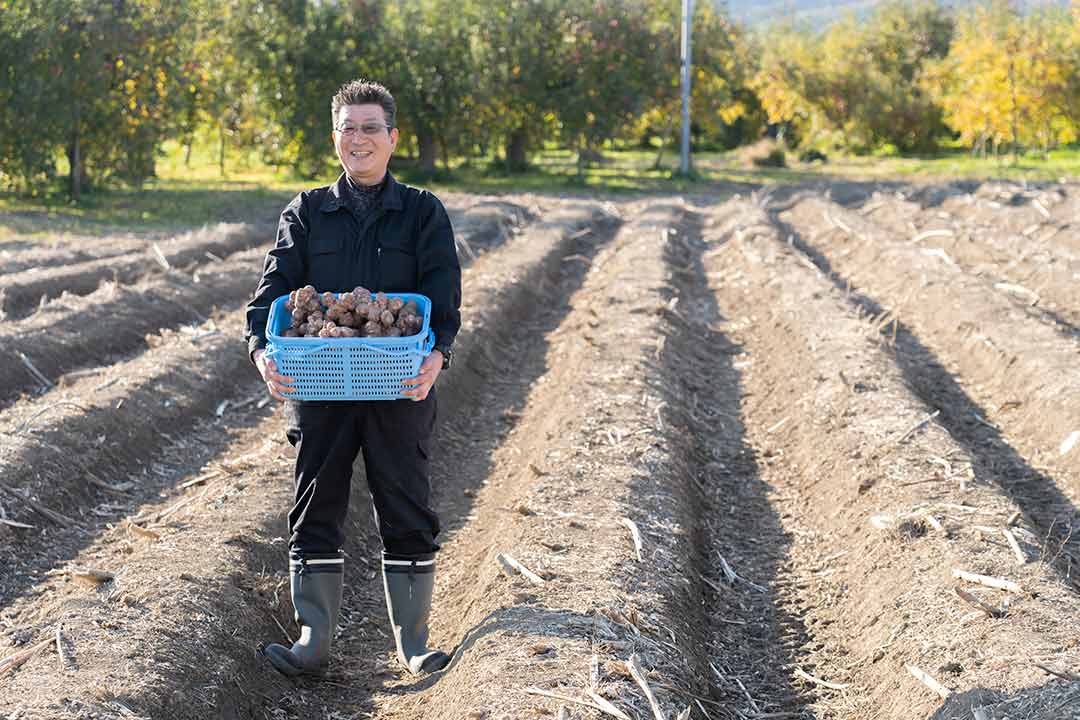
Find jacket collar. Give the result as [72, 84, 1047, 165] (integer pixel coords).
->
[320, 171, 403, 213]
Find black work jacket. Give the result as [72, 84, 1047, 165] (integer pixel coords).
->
[245, 172, 461, 361]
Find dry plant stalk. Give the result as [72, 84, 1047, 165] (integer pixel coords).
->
[71, 568, 114, 586]
[127, 522, 161, 541]
[953, 586, 1004, 618]
[585, 690, 633, 720]
[906, 664, 951, 699]
[1002, 528, 1026, 564]
[0, 483, 77, 527]
[794, 667, 849, 691]
[620, 518, 643, 562]
[1034, 663, 1080, 682]
[951, 568, 1025, 594]
[523, 687, 630, 720]
[55, 624, 68, 670]
[627, 654, 666, 720]
[911, 229, 953, 243]
[180, 468, 224, 489]
[0, 637, 54, 677]
[496, 553, 545, 585]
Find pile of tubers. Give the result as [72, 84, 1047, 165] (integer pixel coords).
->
[281, 285, 423, 338]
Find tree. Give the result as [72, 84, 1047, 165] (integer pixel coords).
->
[925, 2, 1079, 158]
[0, 0, 196, 199]
[470, 0, 570, 172]
[636, 2, 761, 166]
[381, 0, 477, 175]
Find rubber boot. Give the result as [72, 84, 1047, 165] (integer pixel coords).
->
[265, 551, 344, 677]
[382, 553, 451, 674]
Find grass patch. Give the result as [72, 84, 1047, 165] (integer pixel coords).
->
[2, 139, 1078, 239]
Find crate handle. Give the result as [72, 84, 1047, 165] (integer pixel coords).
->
[264, 342, 330, 360]
[265, 330, 433, 360]
[354, 330, 435, 358]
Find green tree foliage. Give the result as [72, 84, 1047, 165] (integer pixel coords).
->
[468, 0, 570, 171]
[556, 0, 665, 163]
[7, 0, 1080, 198]
[381, 0, 477, 174]
[755, 1, 953, 153]
[635, 1, 761, 160]
[0, 0, 194, 197]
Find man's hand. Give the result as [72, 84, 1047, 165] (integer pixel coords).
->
[254, 349, 296, 402]
[401, 350, 442, 401]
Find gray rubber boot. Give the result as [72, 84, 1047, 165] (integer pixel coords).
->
[265, 551, 344, 677]
[382, 554, 451, 675]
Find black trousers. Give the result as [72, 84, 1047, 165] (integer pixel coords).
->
[283, 392, 439, 557]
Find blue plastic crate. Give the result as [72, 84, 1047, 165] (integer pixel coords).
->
[264, 292, 434, 401]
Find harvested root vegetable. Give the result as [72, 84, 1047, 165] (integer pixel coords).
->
[282, 287, 425, 339]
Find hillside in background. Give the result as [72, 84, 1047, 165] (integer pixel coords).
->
[725, 0, 1068, 27]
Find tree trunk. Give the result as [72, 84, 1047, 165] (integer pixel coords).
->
[1009, 59, 1019, 164]
[219, 119, 226, 177]
[438, 133, 450, 172]
[506, 129, 528, 173]
[417, 129, 437, 174]
[69, 103, 82, 202]
[185, 139, 193, 167]
[653, 118, 674, 171]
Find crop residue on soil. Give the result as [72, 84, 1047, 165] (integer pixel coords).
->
[1, 183, 1079, 720]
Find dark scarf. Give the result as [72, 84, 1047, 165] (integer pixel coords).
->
[344, 174, 386, 216]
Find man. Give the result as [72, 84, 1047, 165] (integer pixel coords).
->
[244, 79, 461, 677]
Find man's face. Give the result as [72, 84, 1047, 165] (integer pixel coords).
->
[332, 104, 398, 185]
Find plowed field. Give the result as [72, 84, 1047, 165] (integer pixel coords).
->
[1, 182, 1078, 720]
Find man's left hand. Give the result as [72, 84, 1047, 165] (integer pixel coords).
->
[402, 350, 443, 401]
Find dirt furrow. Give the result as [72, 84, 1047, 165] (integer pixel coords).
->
[0, 248, 264, 411]
[659, 200, 817, 719]
[0, 200, 539, 412]
[0, 312, 256, 602]
[324, 201, 719, 720]
[707, 197, 1080, 719]
[775, 195, 1080, 569]
[0, 237, 151, 277]
[358, 195, 813, 720]
[0, 202, 609, 719]
[0, 199, 534, 323]
[0, 221, 277, 321]
[923, 181, 1078, 238]
[860, 187, 1080, 331]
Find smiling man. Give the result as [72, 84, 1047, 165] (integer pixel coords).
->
[244, 79, 461, 677]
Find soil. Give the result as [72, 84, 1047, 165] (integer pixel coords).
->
[1, 182, 1078, 720]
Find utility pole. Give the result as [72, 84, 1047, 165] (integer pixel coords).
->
[679, 0, 694, 175]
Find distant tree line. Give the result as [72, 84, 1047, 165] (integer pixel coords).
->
[754, 0, 1080, 158]
[0, 0, 1077, 199]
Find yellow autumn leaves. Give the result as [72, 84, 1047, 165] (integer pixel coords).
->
[753, 2, 1080, 155]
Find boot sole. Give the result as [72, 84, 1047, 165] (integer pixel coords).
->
[264, 644, 328, 678]
[418, 650, 451, 674]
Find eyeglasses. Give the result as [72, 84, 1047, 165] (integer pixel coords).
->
[335, 122, 392, 136]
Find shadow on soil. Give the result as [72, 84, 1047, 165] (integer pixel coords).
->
[631, 205, 816, 716]
[199, 213, 624, 719]
[929, 681, 1080, 719]
[768, 195, 1080, 592]
[386, 605, 597, 694]
[0, 398, 276, 612]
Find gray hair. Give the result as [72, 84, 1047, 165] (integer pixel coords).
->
[331, 79, 396, 128]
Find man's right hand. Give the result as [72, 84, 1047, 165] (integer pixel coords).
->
[254, 349, 296, 402]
